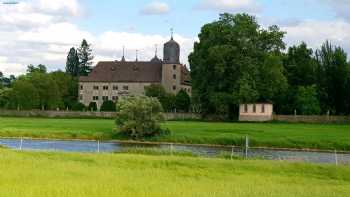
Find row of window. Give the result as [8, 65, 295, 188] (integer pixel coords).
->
[81, 85, 129, 91]
[244, 104, 266, 113]
[91, 96, 118, 101]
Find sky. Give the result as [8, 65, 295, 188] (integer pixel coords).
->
[1, 0, 350, 76]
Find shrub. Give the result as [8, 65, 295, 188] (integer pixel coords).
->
[100, 100, 116, 112]
[88, 102, 97, 111]
[175, 89, 191, 112]
[115, 96, 168, 139]
[71, 102, 86, 111]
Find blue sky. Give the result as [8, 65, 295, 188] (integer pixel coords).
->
[0, 0, 350, 75]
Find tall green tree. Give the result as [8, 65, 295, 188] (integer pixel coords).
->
[189, 13, 285, 116]
[11, 77, 39, 110]
[66, 47, 80, 77]
[315, 41, 350, 115]
[295, 85, 321, 115]
[284, 42, 317, 86]
[78, 39, 94, 76]
[27, 64, 47, 74]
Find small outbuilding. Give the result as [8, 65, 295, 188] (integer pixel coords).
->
[239, 103, 273, 122]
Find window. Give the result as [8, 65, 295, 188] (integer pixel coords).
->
[173, 65, 176, 70]
[261, 104, 265, 113]
[172, 85, 176, 90]
[173, 74, 176, 79]
[244, 104, 248, 113]
[123, 85, 129, 90]
[80, 85, 83, 90]
[79, 94, 83, 100]
[93, 96, 99, 101]
[93, 86, 99, 90]
[103, 86, 109, 90]
[112, 96, 118, 101]
[102, 96, 108, 101]
[253, 104, 256, 113]
[113, 85, 118, 90]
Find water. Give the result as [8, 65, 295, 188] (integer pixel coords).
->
[1, 138, 350, 165]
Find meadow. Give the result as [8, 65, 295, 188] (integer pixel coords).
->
[1, 117, 350, 150]
[0, 148, 349, 197]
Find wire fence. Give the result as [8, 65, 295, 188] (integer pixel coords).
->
[1, 137, 350, 165]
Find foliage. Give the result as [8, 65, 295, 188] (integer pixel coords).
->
[100, 100, 116, 112]
[174, 89, 191, 112]
[189, 13, 286, 116]
[71, 102, 86, 111]
[295, 85, 321, 115]
[88, 102, 97, 112]
[145, 84, 176, 112]
[115, 96, 167, 139]
[66, 47, 80, 77]
[77, 39, 94, 76]
[315, 41, 350, 115]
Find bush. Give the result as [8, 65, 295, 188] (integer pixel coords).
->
[115, 96, 169, 139]
[88, 102, 97, 111]
[71, 102, 86, 111]
[175, 89, 191, 112]
[100, 100, 116, 112]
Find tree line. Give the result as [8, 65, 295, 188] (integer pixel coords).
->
[0, 39, 94, 110]
[189, 13, 350, 117]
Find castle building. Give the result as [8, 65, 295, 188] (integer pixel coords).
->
[79, 36, 191, 109]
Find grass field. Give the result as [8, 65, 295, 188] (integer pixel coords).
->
[1, 117, 350, 150]
[0, 148, 349, 197]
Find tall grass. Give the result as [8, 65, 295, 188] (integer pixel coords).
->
[0, 149, 349, 197]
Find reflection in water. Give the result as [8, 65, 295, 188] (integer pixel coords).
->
[0, 138, 349, 165]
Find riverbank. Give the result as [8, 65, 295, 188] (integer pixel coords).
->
[0, 148, 349, 197]
[1, 117, 350, 150]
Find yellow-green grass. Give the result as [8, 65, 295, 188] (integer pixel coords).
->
[1, 117, 350, 150]
[0, 148, 349, 197]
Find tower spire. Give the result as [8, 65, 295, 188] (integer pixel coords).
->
[136, 49, 138, 62]
[155, 44, 158, 57]
[170, 28, 174, 40]
[121, 46, 125, 62]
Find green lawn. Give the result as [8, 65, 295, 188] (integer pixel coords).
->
[0, 148, 349, 197]
[1, 117, 350, 150]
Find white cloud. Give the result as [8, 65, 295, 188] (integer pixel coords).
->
[282, 20, 350, 53]
[195, 0, 261, 13]
[140, 1, 170, 15]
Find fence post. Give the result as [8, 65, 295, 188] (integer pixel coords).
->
[245, 136, 249, 159]
[170, 143, 173, 155]
[97, 140, 100, 153]
[231, 146, 234, 160]
[19, 138, 23, 150]
[335, 149, 338, 166]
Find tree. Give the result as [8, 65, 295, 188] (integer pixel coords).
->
[11, 77, 39, 110]
[175, 89, 191, 112]
[66, 47, 80, 77]
[115, 96, 167, 139]
[71, 102, 86, 111]
[27, 64, 47, 74]
[0, 71, 3, 89]
[258, 54, 287, 102]
[189, 13, 285, 117]
[88, 102, 97, 111]
[315, 41, 350, 114]
[295, 85, 321, 115]
[78, 39, 94, 76]
[50, 71, 78, 109]
[145, 84, 176, 112]
[100, 100, 116, 112]
[284, 42, 317, 87]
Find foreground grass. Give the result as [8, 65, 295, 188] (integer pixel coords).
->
[1, 117, 350, 150]
[0, 149, 349, 197]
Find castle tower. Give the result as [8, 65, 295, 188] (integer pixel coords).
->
[162, 33, 182, 94]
